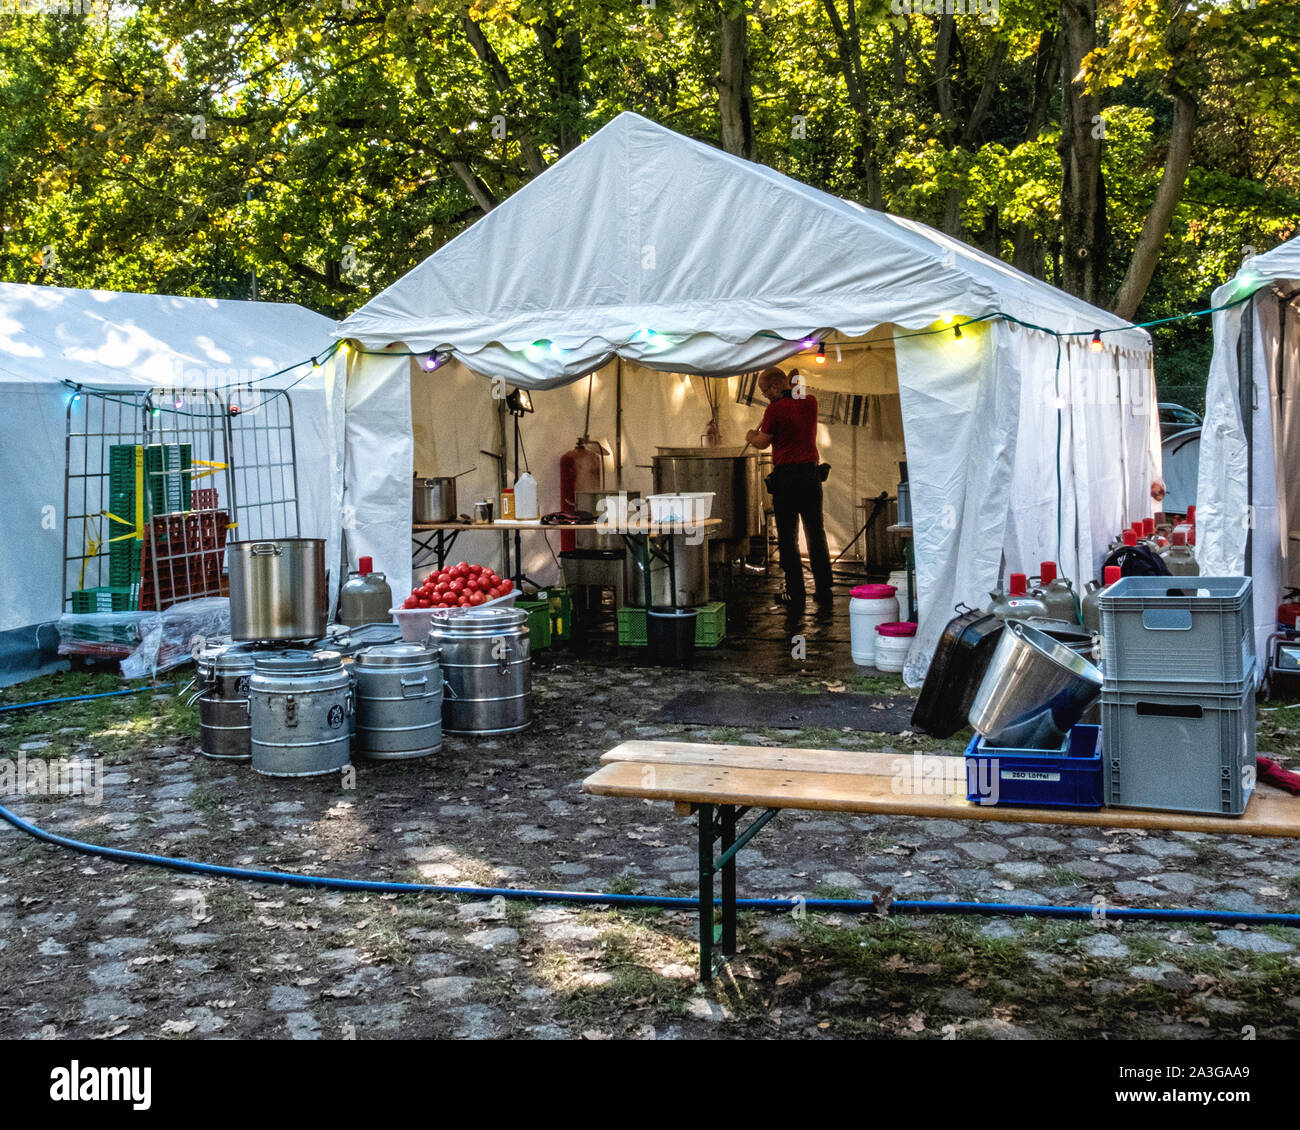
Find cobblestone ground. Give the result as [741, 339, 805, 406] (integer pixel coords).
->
[2, 659, 1300, 1040]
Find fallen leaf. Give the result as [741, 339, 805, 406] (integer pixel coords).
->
[775, 971, 802, 987]
[161, 1019, 197, 1035]
[581, 1030, 612, 1040]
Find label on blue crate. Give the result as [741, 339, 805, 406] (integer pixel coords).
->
[1002, 770, 1061, 782]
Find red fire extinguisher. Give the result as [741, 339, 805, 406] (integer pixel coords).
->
[560, 438, 605, 552]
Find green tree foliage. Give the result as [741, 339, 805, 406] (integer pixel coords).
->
[0, 0, 1296, 399]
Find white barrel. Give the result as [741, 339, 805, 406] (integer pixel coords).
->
[874, 621, 916, 673]
[849, 584, 900, 666]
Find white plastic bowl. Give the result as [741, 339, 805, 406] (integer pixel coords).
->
[389, 590, 519, 642]
[647, 492, 715, 525]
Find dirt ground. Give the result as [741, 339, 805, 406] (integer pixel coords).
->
[2, 651, 1300, 1041]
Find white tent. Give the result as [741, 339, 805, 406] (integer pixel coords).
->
[0, 283, 338, 677]
[1197, 237, 1300, 662]
[334, 112, 1159, 684]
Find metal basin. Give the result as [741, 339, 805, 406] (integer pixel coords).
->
[969, 620, 1103, 748]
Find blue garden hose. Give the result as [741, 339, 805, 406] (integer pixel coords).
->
[2, 802, 1298, 927]
[0, 683, 175, 712]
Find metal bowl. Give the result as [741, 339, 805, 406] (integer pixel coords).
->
[968, 620, 1103, 748]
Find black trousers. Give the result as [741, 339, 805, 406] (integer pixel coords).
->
[770, 462, 833, 600]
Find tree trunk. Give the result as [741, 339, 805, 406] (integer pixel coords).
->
[535, 13, 584, 157]
[1010, 30, 1059, 278]
[820, 0, 881, 207]
[461, 17, 547, 176]
[1058, 0, 1108, 304]
[717, 1, 755, 159]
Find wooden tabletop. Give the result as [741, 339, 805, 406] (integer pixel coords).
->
[583, 740, 1300, 840]
[413, 518, 723, 534]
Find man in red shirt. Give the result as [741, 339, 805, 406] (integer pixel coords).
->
[745, 367, 833, 610]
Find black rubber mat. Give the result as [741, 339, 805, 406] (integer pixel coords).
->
[647, 690, 916, 733]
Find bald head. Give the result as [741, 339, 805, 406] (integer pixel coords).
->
[758, 367, 791, 402]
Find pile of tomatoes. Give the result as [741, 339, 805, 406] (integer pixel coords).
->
[401, 562, 513, 609]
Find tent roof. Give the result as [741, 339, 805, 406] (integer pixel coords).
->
[0, 283, 336, 391]
[336, 111, 1150, 383]
[1215, 236, 1300, 306]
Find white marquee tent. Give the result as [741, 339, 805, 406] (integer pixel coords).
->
[0, 282, 337, 677]
[1197, 237, 1300, 662]
[334, 112, 1160, 684]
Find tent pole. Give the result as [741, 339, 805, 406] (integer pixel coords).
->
[615, 357, 623, 488]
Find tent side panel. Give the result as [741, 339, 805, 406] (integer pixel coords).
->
[0, 386, 71, 637]
[344, 354, 414, 598]
[895, 320, 1014, 687]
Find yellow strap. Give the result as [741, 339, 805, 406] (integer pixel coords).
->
[134, 445, 144, 539]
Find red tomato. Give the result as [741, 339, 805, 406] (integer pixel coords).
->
[468, 591, 485, 605]
[455, 595, 468, 605]
[434, 581, 449, 594]
[417, 596, 432, 608]
[449, 579, 464, 593]
[500, 579, 513, 594]
[468, 563, 482, 575]
[402, 596, 417, 609]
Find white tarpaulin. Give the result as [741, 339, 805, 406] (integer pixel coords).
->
[0, 283, 337, 663]
[1197, 238, 1300, 662]
[334, 112, 1157, 684]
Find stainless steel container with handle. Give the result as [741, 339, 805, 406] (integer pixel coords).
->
[198, 647, 254, 760]
[228, 538, 327, 641]
[426, 607, 531, 734]
[249, 649, 352, 777]
[353, 642, 443, 759]
[969, 620, 1103, 749]
[414, 476, 458, 523]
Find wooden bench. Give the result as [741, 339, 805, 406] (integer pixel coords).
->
[582, 740, 1300, 981]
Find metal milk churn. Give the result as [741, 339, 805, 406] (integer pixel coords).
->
[352, 642, 444, 759]
[249, 649, 352, 777]
[198, 646, 254, 760]
[427, 607, 531, 735]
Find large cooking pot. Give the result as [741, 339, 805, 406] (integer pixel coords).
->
[227, 538, 327, 642]
[969, 620, 1103, 749]
[414, 476, 458, 523]
[652, 447, 763, 542]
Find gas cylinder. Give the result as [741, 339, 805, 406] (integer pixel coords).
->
[1081, 565, 1122, 633]
[1162, 529, 1199, 576]
[1033, 561, 1078, 624]
[339, 556, 394, 627]
[987, 573, 1049, 621]
[559, 438, 605, 551]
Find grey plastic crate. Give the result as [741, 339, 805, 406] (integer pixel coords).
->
[1101, 681, 1256, 816]
[1098, 576, 1253, 693]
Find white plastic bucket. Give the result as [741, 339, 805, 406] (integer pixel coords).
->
[874, 621, 916, 673]
[849, 584, 900, 666]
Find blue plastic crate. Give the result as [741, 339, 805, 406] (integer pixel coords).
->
[964, 724, 1102, 809]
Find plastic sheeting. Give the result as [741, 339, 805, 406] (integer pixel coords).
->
[57, 596, 231, 678]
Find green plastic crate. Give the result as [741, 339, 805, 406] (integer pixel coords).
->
[108, 538, 142, 585]
[693, 601, 727, 647]
[617, 602, 727, 648]
[536, 587, 573, 643]
[516, 599, 553, 651]
[109, 443, 192, 521]
[71, 586, 135, 613]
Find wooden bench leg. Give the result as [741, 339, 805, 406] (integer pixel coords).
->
[697, 803, 714, 982]
[721, 805, 737, 956]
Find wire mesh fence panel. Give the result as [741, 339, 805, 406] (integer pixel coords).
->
[225, 388, 301, 543]
[64, 383, 303, 618]
[63, 390, 146, 609]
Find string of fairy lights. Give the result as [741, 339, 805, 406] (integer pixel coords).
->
[61, 290, 1253, 417]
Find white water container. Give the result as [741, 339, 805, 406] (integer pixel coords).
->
[874, 621, 916, 673]
[513, 472, 539, 520]
[849, 584, 900, 666]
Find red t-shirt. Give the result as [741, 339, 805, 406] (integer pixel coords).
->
[760, 393, 820, 465]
